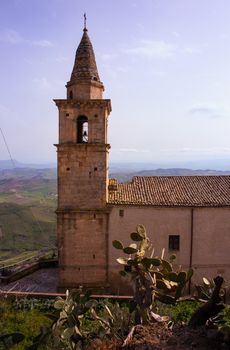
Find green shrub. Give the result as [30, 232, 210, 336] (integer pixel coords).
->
[156, 300, 200, 323]
[0, 298, 53, 349]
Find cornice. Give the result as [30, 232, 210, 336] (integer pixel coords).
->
[53, 99, 112, 113]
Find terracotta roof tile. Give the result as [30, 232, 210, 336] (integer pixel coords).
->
[108, 176, 230, 207]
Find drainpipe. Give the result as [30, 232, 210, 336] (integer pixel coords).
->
[188, 208, 194, 294]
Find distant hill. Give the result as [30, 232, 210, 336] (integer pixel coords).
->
[109, 159, 230, 172]
[0, 167, 56, 180]
[0, 159, 56, 170]
[0, 167, 57, 258]
[1, 162, 230, 257]
[110, 168, 230, 182]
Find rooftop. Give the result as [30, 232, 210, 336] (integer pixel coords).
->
[108, 176, 230, 207]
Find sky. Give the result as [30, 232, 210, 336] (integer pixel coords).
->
[1, 0, 230, 166]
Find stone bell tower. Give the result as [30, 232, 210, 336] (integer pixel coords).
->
[54, 20, 111, 290]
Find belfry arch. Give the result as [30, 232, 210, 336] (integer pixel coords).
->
[77, 115, 88, 143]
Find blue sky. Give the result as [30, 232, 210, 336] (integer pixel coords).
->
[1, 0, 230, 165]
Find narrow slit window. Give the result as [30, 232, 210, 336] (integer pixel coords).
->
[119, 209, 124, 217]
[77, 116, 88, 143]
[168, 235, 180, 251]
[124, 264, 132, 272]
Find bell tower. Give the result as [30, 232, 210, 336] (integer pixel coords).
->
[54, 19, 111, 290]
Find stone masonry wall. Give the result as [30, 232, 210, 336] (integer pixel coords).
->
[57, 143, 109, 209]
[57, 210, 109, 289]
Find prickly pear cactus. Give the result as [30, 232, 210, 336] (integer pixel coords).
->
[113, 224, 194, 323]
[53, 287, 98, 349]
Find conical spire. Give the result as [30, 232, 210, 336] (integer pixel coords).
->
[70, 26, 101, 83]
[66, 17, 104, 100]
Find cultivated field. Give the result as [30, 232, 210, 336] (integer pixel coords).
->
[0, 168, 57, 261]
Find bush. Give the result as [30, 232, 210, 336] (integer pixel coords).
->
[0, 298, 53, 349]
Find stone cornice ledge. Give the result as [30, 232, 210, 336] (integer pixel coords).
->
[53, 99, 112, 113]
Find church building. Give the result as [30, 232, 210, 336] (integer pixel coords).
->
[54, 23, 230, 294]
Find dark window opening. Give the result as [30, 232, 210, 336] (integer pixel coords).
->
[94, 167, 98, 171]
[93, 77, 98, 81]
[119, 209, 124, 217]
[89, 172, 91, 178]
[124, 265, 132, 272]
[169, 235, 180, 251]
[66, 167, 70, 171]
[66, 113, 69, 117]
[77, 116, 88, 143]
[93, 254, 95, 259]
[93, 214, 96, 219]
[69, 91, 73, 99]
[94, 114, 98, 118]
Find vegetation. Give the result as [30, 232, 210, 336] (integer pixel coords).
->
[0, 298, 54, 349]
[0, 224, 229, 349]
[112, 224, 193, 324]
[0, 168, 56, 259]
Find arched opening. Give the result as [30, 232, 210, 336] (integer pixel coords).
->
[69, 90, 73, 99]
[77, 116, 88, 143]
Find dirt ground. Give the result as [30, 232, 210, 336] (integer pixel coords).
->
[88, 323, 229, 350]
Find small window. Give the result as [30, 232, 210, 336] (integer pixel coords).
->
[168, 235, 180, 251]
[119, 209, 124, 217]
[124, 265, 132, 273]
[77, 116, 88, 143]
[69, 91, 73, 99]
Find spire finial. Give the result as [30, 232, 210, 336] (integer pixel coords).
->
[84, 13, 87, 31]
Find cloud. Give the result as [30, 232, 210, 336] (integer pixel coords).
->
[188, 104, 226, 119]
[123, 38, 201, 59]
[0, 104, 10, 114]
[114, 148, 150, 153]
[33, 77, 63, 90]
[0, 29, 53, 47]
[32, 39, 53, 47]
[150, 70, 167, 77]
[137, 23, 145, 31]
[98, 52, 118, 61]
[55, 56, 68, 63]
[183, 46, 201, 54]
[172, 31, 180, 38]
[0, 29, 23, 44]
[103, 64, 129, 80]
[161, 147, 230, 156]
[189, 106, 215, 115]
[124, 40, 177, 59]
[33, 77, 52, 90]
[183, 147, 230, 155]
[220, 33, 229, 40]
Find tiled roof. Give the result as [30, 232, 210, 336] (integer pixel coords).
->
[108, 176, 230, 207]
